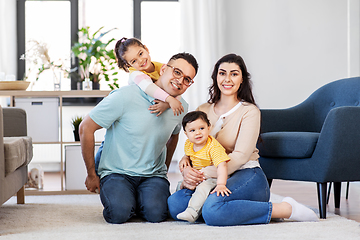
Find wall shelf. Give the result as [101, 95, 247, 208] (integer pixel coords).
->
[0, 90, 111, 192]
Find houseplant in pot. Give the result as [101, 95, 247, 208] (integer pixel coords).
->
[20, 39, 70, 90]
[71, 116, 83, 141]
[71, 26, 119, 90]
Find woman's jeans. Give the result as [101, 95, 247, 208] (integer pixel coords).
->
[100, 173, 170, 224]
[168, 167, 272, 226]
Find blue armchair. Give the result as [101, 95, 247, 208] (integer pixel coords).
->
[258, 77, 360, 219]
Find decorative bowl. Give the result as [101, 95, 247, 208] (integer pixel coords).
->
[0, 81, 30, 90]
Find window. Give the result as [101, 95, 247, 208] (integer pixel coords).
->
[17, 0, 78, 90]
[78, 0, 133, 89]
[17, 0, 179, 91]
[24, 0, 71, 90]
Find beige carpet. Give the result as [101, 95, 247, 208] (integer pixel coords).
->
[0, 194, 359, 240]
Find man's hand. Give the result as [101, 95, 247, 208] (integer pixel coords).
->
[85, 173, 100, 193]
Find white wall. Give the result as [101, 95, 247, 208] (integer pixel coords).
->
[173, 0, 360, 164]
[224, 0, 360, 109]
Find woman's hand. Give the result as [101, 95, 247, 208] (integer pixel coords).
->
[181, 166, 205, 190]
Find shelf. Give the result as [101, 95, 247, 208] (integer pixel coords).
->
[1, 90, 110, 194]
[0, 90, 111, 99]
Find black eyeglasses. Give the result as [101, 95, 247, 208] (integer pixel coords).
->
[166, 65, 194, 86]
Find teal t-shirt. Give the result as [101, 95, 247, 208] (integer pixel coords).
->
[89, 84, 188, 179]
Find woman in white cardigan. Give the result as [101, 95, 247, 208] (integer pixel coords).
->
[168, 53, 319, 226]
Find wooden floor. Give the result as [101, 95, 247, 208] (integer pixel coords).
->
[269, 179, 360, 223]
[28, 172, 360, 223]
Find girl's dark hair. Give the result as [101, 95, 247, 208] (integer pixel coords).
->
[182, 111, 210, 131]
[208, 53, 256, 106]
[114, 37, 145, 72]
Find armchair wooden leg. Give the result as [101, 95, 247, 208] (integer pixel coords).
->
[346, 181, 350, 200]
[317, 182, 327, 219]
[17, 186, 25, 204]
[333, 182, 341, 209]
[326, 182, 332, 204]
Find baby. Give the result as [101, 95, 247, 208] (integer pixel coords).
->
[177, 111, 231, 223]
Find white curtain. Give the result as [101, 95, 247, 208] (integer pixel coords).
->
[0, 0, 17, 106]
[169, 0, 228, 168]
[179, 0, 228, 111]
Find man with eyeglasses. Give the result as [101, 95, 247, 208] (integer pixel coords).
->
[79, 52, 198, 224]
[165, 64, 195, 87]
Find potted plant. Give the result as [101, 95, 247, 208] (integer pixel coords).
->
[71, 116, 83, 141]
[71, 26, 119, 89]
[20, 40, 70, 90]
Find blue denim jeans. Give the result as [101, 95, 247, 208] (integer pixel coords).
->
[94, 141, 104, 176]
[100, 173, 170, 224]
[168, 167, 272, 226]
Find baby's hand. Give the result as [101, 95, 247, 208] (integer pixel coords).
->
[149, 100, 170, 116]
[179, 156, 191, 173]
[166, 96, 184, 116]
[210, 184, 232, 197]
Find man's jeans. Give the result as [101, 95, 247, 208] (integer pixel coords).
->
[94, 141, 103, 176]
[100, 173, 170, 224]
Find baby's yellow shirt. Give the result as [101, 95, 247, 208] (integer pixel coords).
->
[184, 135, 230, 170]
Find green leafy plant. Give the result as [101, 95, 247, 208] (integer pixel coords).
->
[71, 26, 119, 89]
[71, 116, 83, 130]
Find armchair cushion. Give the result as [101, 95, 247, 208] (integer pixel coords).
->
[258, 132, 319, 158]
[4, 136, 33, 176]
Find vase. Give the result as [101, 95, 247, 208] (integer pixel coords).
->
[73, 129, 80, 141]
[53, 71, 61, 91]
[90, 73, 100, 90]
[93, 81, 100, 90]
[82, 78, 93, 90]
